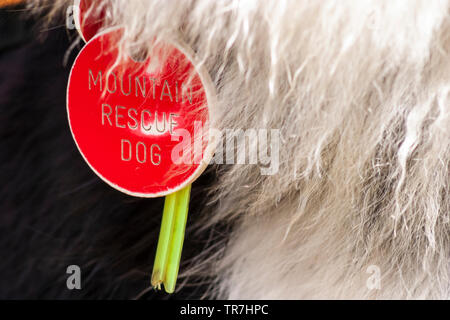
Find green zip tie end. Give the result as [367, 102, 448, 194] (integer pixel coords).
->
[151, 184, 191, 294]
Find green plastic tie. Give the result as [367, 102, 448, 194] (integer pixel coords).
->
[151, 184, 191, 293]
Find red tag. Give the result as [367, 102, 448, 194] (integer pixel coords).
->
[74, 0, 104, 42]
[67, 29, 216, 197]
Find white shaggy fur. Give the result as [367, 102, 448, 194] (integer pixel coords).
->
[34, 0, 450, 299]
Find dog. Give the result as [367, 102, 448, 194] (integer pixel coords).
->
[7, 0, 450, 299]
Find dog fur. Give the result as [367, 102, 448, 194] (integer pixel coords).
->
[31, 0, 450, 299]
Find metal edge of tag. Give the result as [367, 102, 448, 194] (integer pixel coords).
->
[72, 0, 88, 43]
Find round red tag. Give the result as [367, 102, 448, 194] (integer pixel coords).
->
[67, 29, 216, 197]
